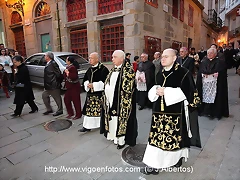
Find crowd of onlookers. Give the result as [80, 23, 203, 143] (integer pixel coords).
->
[0, 46, 21, 98]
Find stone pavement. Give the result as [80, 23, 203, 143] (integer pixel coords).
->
[0, 69, 239, 180]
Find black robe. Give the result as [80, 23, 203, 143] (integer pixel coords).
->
[100, 61, 138, 146]
[82, 63, 109, 117]
[14, 63, 35, 105]
[137, 60, 155, 108]
[196, 56, 229, 119]
[176, 56, 195, 74]
[149, 63, 201, 150]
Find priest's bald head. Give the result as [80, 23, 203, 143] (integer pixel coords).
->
[161, 48, 177, 69]
[89, 52, 99, 66]
[112, 50, 125, 66]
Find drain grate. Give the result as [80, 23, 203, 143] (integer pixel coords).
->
[44, 119, 72, 132]
[121, 144, 147, 167]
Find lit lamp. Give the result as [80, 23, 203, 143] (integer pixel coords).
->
[5, 0, 25, 16]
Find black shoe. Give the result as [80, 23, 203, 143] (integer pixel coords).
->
[53, 111, 63, 116]
[29, 107, 38, 114]
[174, 157, 183, 167]
[78, 127, 91, 132]
[117, 144, 126, 149]
[43, 110, 53, 115]
[11, 113, 20, 117]
[140, 166, 159, 175]
[138, 106, 144, 110]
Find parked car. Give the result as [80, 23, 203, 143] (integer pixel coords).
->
[25, 52, 91, 87]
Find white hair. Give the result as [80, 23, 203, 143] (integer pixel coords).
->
[141, 52, 148, 58]
[113, 50, 125, 59]
[207, 48, 217, 55]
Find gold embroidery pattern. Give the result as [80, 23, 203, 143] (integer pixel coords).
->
[149, 114, 182, 151]
[86, 96, 102, 117]
[117, 62, 135, 136]
[189, 91, 201, 107]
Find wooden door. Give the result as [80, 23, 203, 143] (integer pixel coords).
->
[13, 27, 26, 57]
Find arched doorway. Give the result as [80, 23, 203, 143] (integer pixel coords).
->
[10, 11, 26, 57]
[34, 1, 52, 52]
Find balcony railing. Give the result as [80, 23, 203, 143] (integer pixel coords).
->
[208, 9, 217, 25]
[226, 0, 240, 14]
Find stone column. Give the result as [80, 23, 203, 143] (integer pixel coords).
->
[124, 0, 144, 61]
[86, 0, 100, 55]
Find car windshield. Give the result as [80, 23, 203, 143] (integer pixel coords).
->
[57, 55, 88, 66]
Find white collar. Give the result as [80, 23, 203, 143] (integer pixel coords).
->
[164, 64, 173, 71]
[115, 64, 122, 68]
[92, 63, 99, 68]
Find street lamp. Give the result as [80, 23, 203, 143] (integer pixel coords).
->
[5, 0, 25, 16]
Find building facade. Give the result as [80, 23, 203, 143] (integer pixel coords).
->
[0, 0, 219, 61]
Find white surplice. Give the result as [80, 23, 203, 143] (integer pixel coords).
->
[104, 64, 125, 145]
[143, 85, 192, 169]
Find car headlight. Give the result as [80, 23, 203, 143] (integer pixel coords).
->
[78, 70, 87, 74]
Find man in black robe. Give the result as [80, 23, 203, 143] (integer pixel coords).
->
[100, 50, 138, 149]
[141, 48, 201, 175]
[136, 53, 155, 110]
[196, 47, 229, 120]
[79, 52, 109, 132]
[198, 46, 207, 62]
[176, 47, 195, 74]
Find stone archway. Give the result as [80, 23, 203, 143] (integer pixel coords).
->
[34, 1, 53, 52]
[10, 11, 26, 57]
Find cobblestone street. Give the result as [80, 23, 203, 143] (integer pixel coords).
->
[0, 69, 239, 180]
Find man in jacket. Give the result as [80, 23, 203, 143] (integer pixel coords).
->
[42, 51, 63, 116]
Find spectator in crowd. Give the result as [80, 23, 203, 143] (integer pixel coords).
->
[152, 52, 161, 76]
[132, 56, 139, 72]
[0, 49, 13, 92]
[63, 56, 82, 120]
[42, 51, 63, 116]
[0, 64, 10, 98]
[125, 53, 131, 63]
[11, 55, 38, 117]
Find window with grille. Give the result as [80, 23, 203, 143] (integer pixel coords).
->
[172, 0, 184, 21]
[179, 0, 184, 22]
[35, 2, 51, 17]
[67, 0, 86, 22]
[172, 0, 179, 18]
[11, 11, 22, 25]
[144, 36, 161, 61]
[98, 0, 123, 15]
[70, 29, 88, 59]
[188, 5, 194, 27]
[145, 0, 158, 8]
[100, 24, 124, 62]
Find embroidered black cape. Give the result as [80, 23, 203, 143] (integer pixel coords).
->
[100, 61, 138, 146]
[82, 63, 109, 117]
[148, 62, 201, 151]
